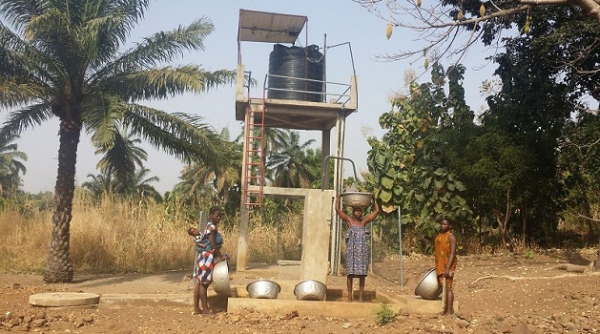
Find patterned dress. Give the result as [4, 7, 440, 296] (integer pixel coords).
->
[434, 230, 457, 288]
[193, 222, 223, 284]
[345, 226, 370, 276]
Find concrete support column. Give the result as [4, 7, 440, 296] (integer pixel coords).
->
[301, 189, 334, 283]
[321, 129, 331, 188]
[236, 108, 252, 272]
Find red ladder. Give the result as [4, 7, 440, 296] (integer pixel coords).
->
[242, 98, 265, 207]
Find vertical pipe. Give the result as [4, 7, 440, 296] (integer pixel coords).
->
[370, 220, 374, 272]
[330, 116, 342, 276]
[335, 114, 347, 275]
[323, 33, 327, 102]
[398, 207, 404, 286]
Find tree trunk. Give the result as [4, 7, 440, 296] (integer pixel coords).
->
[43, 120, 81, 283]
[521, 203, 527, 248]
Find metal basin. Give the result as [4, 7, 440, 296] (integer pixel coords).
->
[342, 192, 372, 208]
[294, 280, 327, 301]
[246, 280, 281, 299]
[212, 260, 230, 296]
[414, 268, 442, 300]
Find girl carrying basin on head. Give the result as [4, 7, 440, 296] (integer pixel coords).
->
[335, 193, 380, 302]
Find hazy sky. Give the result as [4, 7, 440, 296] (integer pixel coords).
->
[10, 0, 497, 194]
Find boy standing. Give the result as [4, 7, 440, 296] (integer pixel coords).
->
[434, 217, 457, 315]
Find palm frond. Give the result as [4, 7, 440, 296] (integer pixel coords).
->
[0, 102, 53, 141]
[123, 104, 231, 166]
[102, 65, 234, 101]
[0, 0, 45, 32]
[81, 93, 124, 146]
[91, 17, 215, 81]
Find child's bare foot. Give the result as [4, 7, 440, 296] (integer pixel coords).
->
[202, 310, 214, 316]
[347, 295, 353, 302]
[192, 308, 202, 315]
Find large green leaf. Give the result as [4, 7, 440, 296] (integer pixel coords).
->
[381, 176, 394, 189]
[379, 188, 393, 202]
[423, 177, 432, 188]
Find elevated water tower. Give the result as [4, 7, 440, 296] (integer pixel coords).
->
[235, 9, 358, 279]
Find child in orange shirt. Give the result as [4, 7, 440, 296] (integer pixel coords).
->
[434, 217, 457, 315]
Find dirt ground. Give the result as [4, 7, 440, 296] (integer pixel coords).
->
[1, 249, 599, 333]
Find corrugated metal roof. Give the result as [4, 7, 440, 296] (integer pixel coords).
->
[238, 9, 307, 44]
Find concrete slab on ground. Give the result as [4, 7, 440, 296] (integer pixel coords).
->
[29, 292, 100, 307]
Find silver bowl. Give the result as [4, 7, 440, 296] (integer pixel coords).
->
[414, 268, 442, 300]
[342, 192, 372, 208]
[294, 280, 327, 301]
[212, 260, 231, 296]
[246, 280, 281, 299]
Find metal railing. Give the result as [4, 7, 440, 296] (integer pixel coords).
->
[262, 73, 353, 106]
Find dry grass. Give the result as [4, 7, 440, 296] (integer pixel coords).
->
[0, 192, 302, 274]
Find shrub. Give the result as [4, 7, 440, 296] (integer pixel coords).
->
[375, 302, 396, 326]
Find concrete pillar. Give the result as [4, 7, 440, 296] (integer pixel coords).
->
[321, 130, 331, 189]
[237, 205, 249, 272]
[237, 108, 251, 272]
[301, 189, 334, 283]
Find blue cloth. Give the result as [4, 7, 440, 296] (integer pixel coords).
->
[195, 222, 223, 252]
[345, 226, 370, 276]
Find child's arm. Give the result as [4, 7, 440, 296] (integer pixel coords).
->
[445, 233, 457, 278]
[334, 193, 351, 222]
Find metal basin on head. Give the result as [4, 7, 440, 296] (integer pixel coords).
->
[342, 192, 372, 208]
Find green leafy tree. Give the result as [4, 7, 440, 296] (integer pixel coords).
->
[367, 63, 472, 243]
[0, 0, 235, 282]
[558, 112, 600, 244]
[352, 1, 599, 100]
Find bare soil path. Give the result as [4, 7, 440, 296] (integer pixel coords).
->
[1, 249, 598, 333]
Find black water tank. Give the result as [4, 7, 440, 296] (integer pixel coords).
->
[268, 44, 325, 102]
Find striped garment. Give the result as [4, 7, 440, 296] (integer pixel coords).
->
[194, 250, 216, 283]
[192, 222, 222, 283]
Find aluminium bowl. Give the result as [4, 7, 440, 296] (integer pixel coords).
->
[246, 280, 281, 299]
[212, 260, 231, 296]
[294, 280, 327, 301]
[342, 192, 372, 208]
[414, 268, 442, 300]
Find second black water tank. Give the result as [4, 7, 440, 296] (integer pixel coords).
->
[268, 44, 325, 102]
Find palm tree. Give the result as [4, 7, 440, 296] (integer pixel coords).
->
[81, 172, 112, 199]
[0, 0, 235, 282]
[237, 126, 290, 168]
[95, 128, 148, 194]
[125, 167, 162, 203]
[266, 131, 317, 188]
[0, 133, 27, 197]
[177, 127, 242, 207]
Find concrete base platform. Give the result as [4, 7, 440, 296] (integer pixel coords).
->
[54, 285, 452, 318]
[29, 293, 100, 308]
[227, 297, 392, 318]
